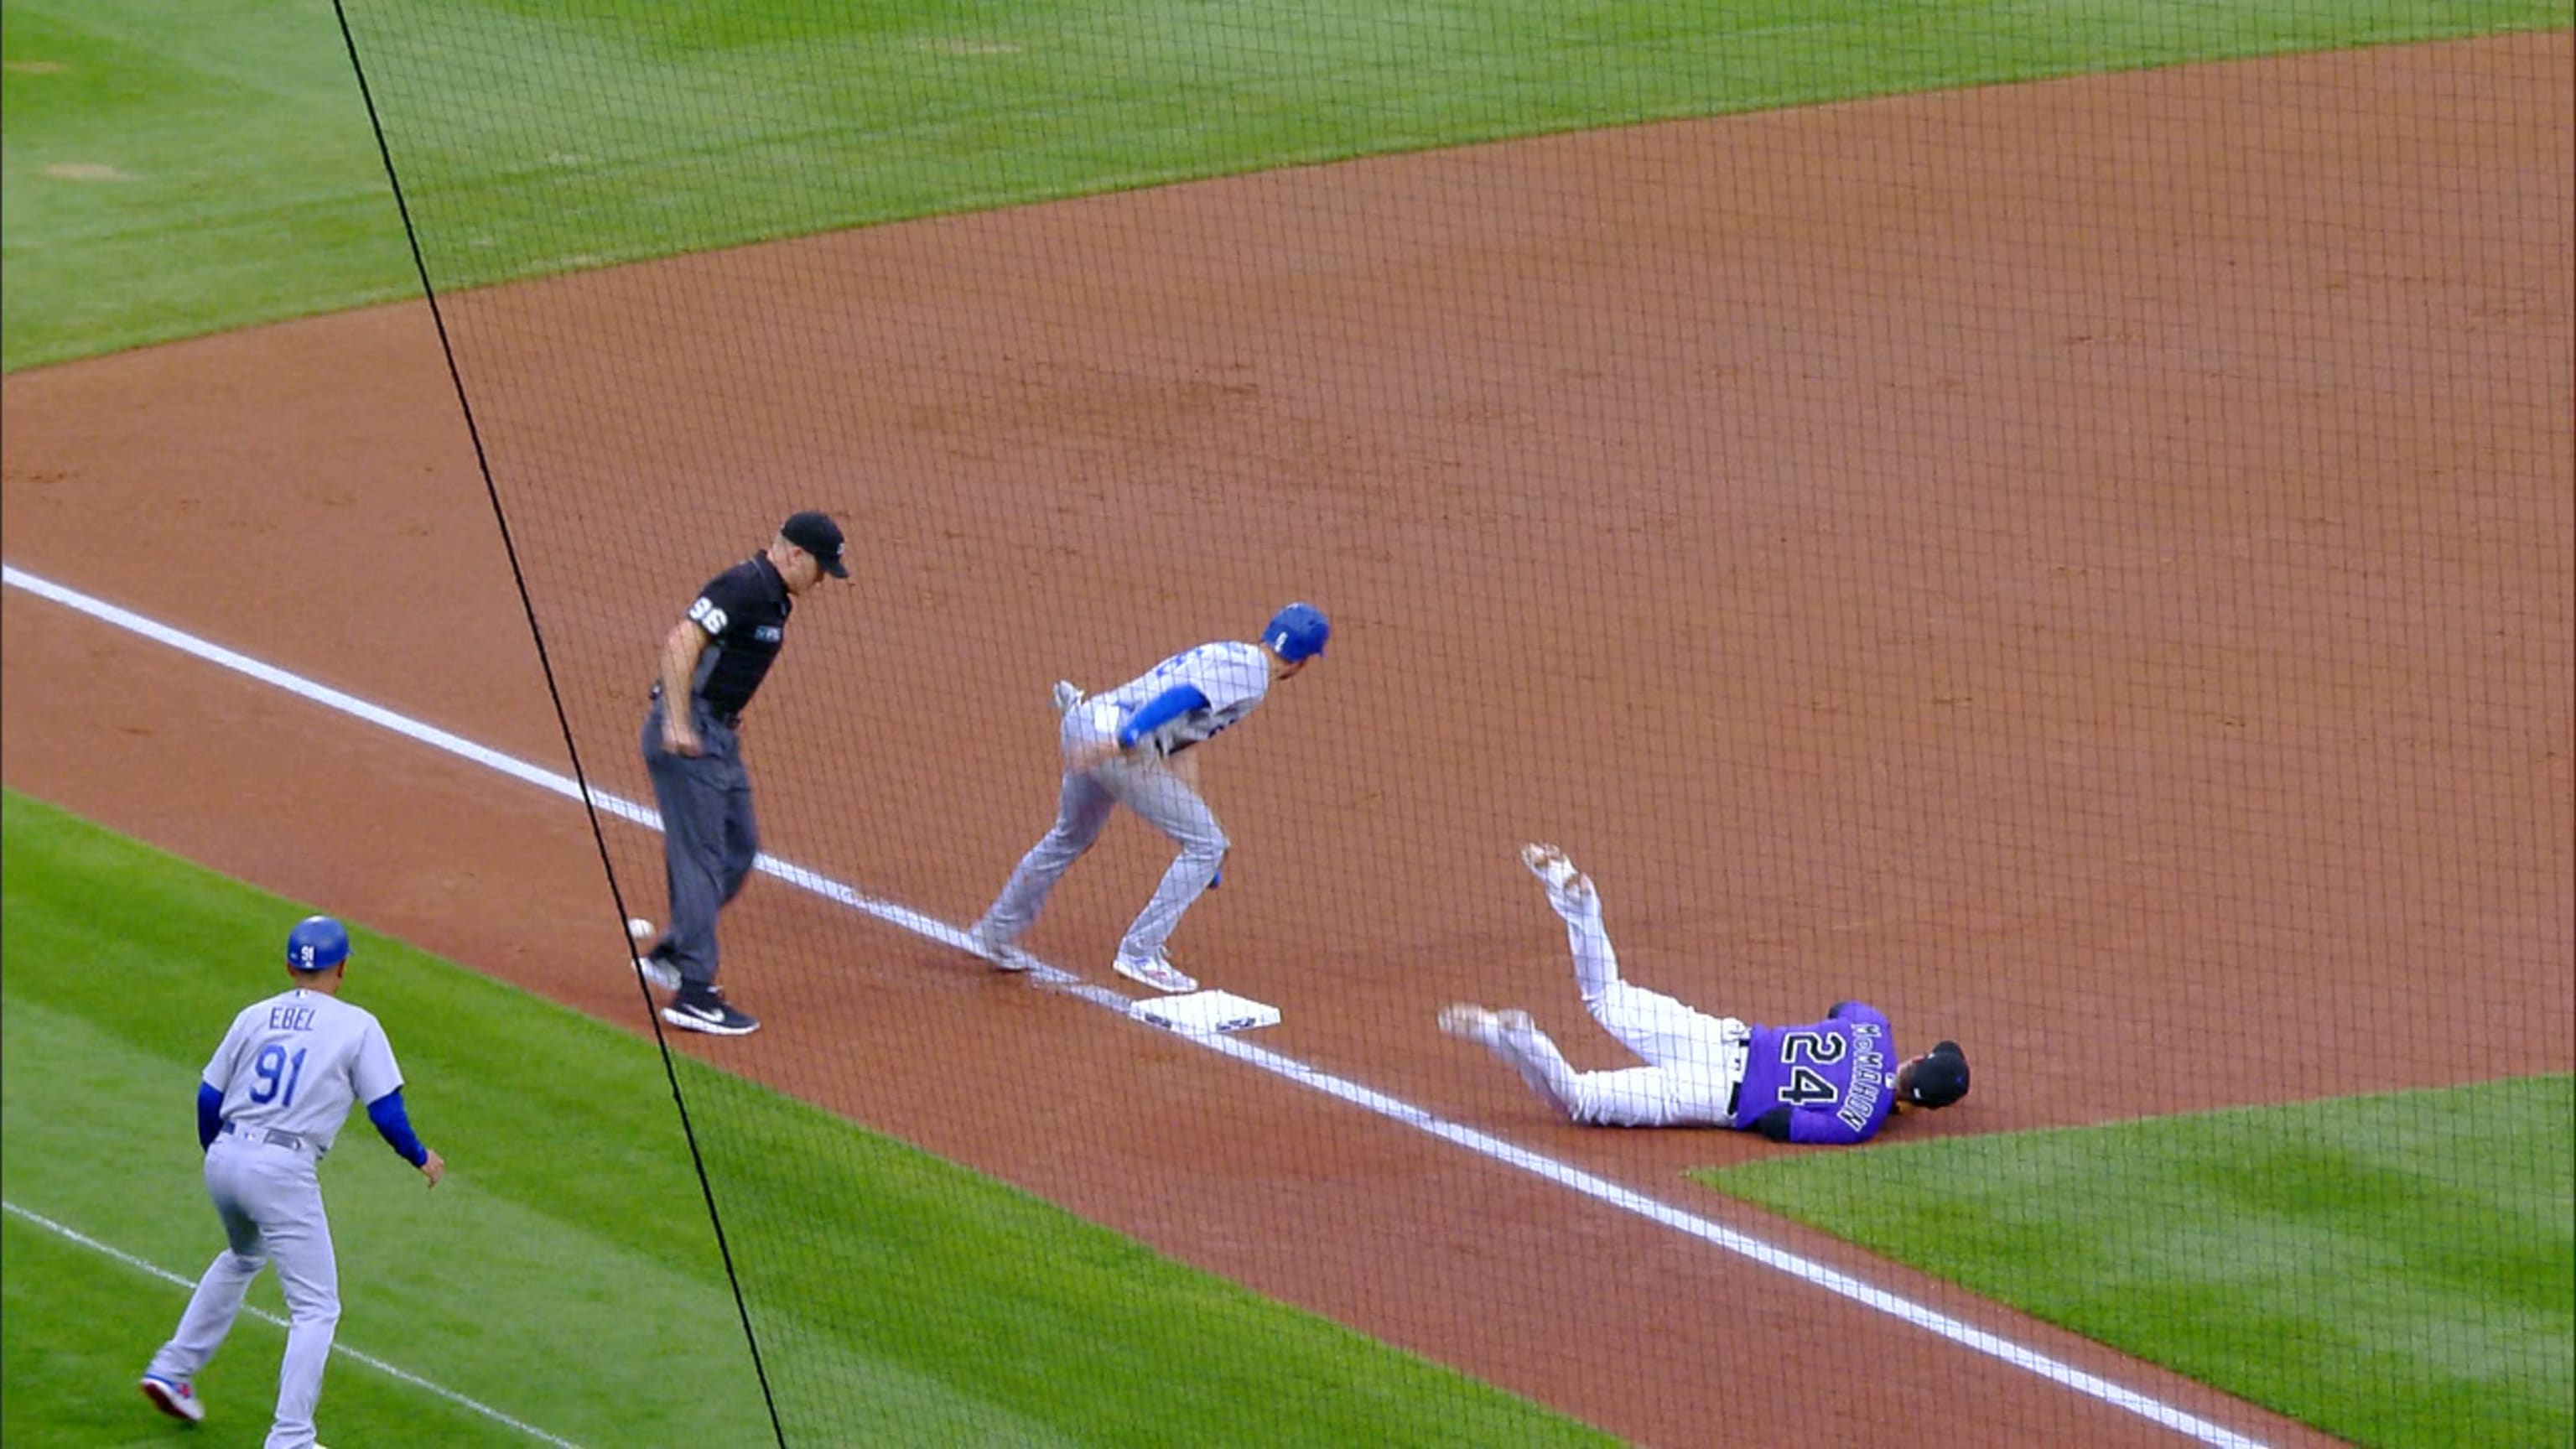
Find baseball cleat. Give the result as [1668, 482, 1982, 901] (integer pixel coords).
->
[1520, 842, 1592, 903]
[1112, 950, 1197, 994]
[966, 927, 1034, 974]
[662, 986, 760, 1036]
[140, 1374, 205, 1424]
[1052, 679, 1085, 714]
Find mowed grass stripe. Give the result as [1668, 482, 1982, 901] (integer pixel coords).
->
[0, 789, 1615, 1446]
[3, 1198, 582, 1447]
[1698, 1080, 2576, 1449]
[7, 0, 2568, 368]
[0, 1212, 553, 1449]
[0, 0, 420, 369]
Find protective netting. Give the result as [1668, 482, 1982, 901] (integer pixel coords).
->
[332, 3, 2572, 1443]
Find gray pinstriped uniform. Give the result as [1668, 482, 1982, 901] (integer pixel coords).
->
[977, 642, 1270, 965]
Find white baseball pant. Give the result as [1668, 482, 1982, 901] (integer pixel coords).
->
[977, 698, 1228, 964]
[147, 1135, 340, 1449]
[1489, 870, 1751, 1127]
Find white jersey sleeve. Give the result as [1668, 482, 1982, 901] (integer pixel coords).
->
[351, 1015, 404, 1107]
[205, 989, 404, 1154]
[1101, 641, 1272, 755]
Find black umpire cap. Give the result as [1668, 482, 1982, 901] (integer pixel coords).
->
[1905, 1041, 1971, 1109]
[782, 511, 849, 578]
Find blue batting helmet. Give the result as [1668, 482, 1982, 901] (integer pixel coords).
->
[1264, 602, 1330, 662]
[285, 916, 351, 973]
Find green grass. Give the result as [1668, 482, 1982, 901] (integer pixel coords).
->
[8, 0, 2568, 370]
[0, 1, 419, 371]
[1700, 1081, 2576, 1449]
[1, 1212, 538, 1449]
[0, 789, 1613, 1447]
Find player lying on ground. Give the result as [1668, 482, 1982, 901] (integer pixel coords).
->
[965, 602, 1329, 995]
[1442, 845, 1969, 1141]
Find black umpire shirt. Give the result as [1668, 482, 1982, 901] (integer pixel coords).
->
[680, 553, 793, 720]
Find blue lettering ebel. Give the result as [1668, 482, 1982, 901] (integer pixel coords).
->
[267, 1005, 317, 1031]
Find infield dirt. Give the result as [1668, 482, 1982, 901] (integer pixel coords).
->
[7, 32, 2568, 1446]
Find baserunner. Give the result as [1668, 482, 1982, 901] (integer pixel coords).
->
[967, 603, 1329, 993]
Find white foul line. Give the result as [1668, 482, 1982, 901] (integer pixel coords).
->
[2, 1198, 583, 1448]
[1, 563, 2267, 1449]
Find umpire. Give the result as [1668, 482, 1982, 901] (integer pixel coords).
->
[633, 510, 848, 1036]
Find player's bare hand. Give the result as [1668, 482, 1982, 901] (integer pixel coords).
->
[418, 1149, 446, 1188]
[662, 719, 703, 757]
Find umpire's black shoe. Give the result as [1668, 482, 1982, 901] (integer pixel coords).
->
[663, 985, 760, 1036]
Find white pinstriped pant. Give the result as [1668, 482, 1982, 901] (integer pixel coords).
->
[976, 698, 1228, 965]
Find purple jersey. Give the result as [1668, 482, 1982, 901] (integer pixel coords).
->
[1732, 1002, 1898, 1145]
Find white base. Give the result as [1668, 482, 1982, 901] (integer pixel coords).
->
[1128, 989, 1280, 1036]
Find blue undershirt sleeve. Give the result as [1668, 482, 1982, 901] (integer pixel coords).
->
[196, 1082, 224, 1151]
[366, 1089, 429, 1167]
[1117, 684, 1212, 749]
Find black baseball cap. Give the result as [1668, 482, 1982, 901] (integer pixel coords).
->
[1906, 1041, 1971, 1109]
[781, 511, 849, 578]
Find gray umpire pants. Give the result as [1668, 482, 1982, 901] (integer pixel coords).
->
[977, 697, 1228, 964]
[641, 696, 760, 989]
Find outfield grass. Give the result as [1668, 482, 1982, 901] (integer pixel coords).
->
[0, 789, 1614, 1446]
[6, 0, 2567, 370]
[1699, 1081, 2576, 1449]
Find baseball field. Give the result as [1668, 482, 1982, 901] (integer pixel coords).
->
[3, 1, 2569, 1446]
